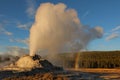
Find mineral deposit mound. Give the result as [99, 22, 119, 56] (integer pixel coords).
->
[0, 55, 64, 80]
[2, 55, 62, 71]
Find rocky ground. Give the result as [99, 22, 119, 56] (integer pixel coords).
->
[0, 68, 99, 80]
[1, 68, 120, 80]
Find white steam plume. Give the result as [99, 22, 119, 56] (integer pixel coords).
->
[30, 3, 103, 56]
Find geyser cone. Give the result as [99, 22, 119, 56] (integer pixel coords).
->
[16, 55, 40, 69]
[2, 55, 62, 71]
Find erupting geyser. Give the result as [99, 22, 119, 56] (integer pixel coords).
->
[30, 3, 103, 57]
[29, 3, 103, 68]
[1, 3, 103, 71]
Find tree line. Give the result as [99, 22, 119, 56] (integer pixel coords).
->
[59, 51, 120, 68]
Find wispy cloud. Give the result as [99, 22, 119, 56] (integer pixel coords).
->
[4, 46, 28, 56]
[105, 25, 120, 41]
[0, 14, 5, 17]
[4, 31, 12, 36]
[17, 22, 32, 30]
[112, 26, 120, 32]
[16, 38, 29, 46]
[0, 24, 12, 36]
[106, 33, 119, 41]
[10, 38, 29, 46]
[26, 0, 36, 18]
[82, 10, 90, 19]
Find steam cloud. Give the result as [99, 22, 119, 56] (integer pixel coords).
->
[30, 3, 103, 56]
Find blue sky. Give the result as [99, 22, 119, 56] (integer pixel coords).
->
[0, 0, 120, 55]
